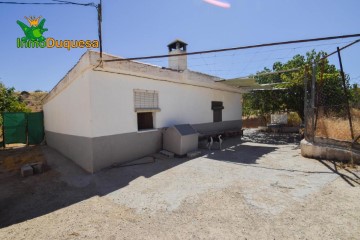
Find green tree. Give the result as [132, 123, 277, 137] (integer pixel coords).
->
[0, 82, 30, 125]
[243, 50, 345, 122]
[350, 83, 360, 108]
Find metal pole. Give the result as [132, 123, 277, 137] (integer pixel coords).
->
[314, 61, 324, 131]
[303, 66, 309, 140]
[311, 63, 316, 108]
[97, 0, 103, 59]
[337, 47, 354, 140]
[311, 63, 316, 142]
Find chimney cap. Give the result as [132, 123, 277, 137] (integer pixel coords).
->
[168, 39, 187, 52]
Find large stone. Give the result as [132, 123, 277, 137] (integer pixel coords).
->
[187, 150, 202, 158]
[21, 164, 33, 177]
[160, 150, 175, 158]
[31, 162, 44, 174]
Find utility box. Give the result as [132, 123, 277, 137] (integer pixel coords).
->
[163, 124, 199, 156]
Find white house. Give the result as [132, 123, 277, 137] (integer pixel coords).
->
[43, 40, 244, 173]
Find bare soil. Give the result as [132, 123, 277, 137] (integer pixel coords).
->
[0, 146, 46, 172]
[0, 130, 359, 239]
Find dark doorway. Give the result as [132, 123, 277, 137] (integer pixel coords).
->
[211, 101, 224, 122]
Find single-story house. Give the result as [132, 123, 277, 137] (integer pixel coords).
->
[42, 40, 246, 173]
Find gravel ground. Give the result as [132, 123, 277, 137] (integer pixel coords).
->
[0, 129, 359, 239]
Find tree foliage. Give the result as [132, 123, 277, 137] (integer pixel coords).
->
[243, 50, 351, 123]
[0, 82, 30, 125]
[350, 83, 360, 108]
[0, 82, 29, 113]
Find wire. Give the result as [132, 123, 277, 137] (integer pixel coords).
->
[319, 39, 360, 61]
[0, 0, 96, 7]
[104, 34, 360, 62]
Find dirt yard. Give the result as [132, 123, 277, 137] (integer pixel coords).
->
[0, 130, 359, 239]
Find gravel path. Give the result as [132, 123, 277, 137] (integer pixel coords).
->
[1, 130, 359, 239]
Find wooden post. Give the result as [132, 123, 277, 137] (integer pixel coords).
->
[97, 0, 103, 59]
[1, 112, 5, 148]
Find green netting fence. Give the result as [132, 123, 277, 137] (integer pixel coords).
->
[1, 112, 44, 147]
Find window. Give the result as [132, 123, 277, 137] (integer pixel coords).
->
[137, 112, 153, 130]
[212, 101, 224, 122]
[134, 89, 159, 131]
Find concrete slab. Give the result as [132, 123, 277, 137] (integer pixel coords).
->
[159, 150, 175, 158]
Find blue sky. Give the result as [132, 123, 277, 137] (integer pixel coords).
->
[0, 0, 359, 91]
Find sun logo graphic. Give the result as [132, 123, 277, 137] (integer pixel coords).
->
[17, 16, 48, 42]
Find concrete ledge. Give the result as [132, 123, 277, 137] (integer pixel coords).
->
[301, 139, 360, 163]
[193, 120, 242, 135]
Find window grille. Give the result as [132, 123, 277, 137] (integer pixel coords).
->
[134, 89, 160, 112]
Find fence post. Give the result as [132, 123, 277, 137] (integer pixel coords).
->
[311, 63, 317, 142]
[337, 47, 354, 140]
[1, 112, 4, 148]
[303, 66, 309, 140]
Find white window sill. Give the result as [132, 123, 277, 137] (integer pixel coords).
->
[135, 108, 161, 113]
[137, 129, 158, 133]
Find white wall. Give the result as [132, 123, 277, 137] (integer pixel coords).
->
[43, 71, 92, 137]
[89, 70, 242, 138]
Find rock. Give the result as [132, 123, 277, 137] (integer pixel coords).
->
[21, 164, 33, 177]
[31, 162, 44, 174]
[159, 150, 175, 158]
[187, 150, 202, 158]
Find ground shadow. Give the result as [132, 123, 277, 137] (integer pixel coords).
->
[242, 129, 302, 145]
[317, 159, 360, 187]
[204, 140, 278, 165]
[201, 129, 300, 165]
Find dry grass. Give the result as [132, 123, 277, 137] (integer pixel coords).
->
[287, 112, 302, 127]
[315, 108, 360, 142]
[15, 91, 47, 112]
[242, 117, 264, 128]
